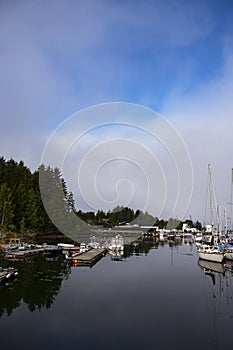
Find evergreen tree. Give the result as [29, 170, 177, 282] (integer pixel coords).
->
[0, 183, 15, 230]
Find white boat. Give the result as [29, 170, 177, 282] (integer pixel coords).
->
[57, 243, 75, 248]
[88, 235, 100, 249]
[224, 242, 233, 260]
[197, 244, 224, 263]
[116, 235, 124, 250]
[194, 233, 202, 243]
[80, 243, 88, 253]
[108, 237, 116, 250]
[108, 235, 124, 251]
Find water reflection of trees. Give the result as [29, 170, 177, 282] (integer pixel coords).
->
[123, 238, 186, 258]
[123, 240, 158, 257]
[0, 255, 70, 318]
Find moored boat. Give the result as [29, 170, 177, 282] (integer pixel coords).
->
[224, 242, 233, 260]
[194, 233, 202, 243]
[197, 244, 224, 263]
[87, 235, 100, 249]
[108, 234, 124, 251]
[80, 242, 89, 253]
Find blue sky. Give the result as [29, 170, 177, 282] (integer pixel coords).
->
[1, 0, 233, 222]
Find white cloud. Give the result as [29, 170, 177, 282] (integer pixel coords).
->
[161, 50, 233, 223]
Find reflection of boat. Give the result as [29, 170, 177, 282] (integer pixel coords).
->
[199, 255, 226, 349]
[198, 251, 233, 349]
[224, 259, 233, 271]
[198, 258, 226, 319]
[183, 233, 193, 240]
[0, 267, 18, 283]
[198, 258, 226, 274]
[109, 249, 124, 261]
[167, 233, 175, 240]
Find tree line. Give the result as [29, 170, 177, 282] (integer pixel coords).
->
[0, 157, 74, 237]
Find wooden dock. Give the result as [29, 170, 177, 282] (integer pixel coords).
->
[70, 248, 106, 266]
[5, 248, 45, 260]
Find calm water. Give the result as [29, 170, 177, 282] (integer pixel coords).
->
[1, 240, 233, 350]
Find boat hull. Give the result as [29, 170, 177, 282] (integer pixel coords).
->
[198, 252, 224, 263]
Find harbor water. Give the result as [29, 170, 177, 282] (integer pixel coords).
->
[1, 240, 233, 350]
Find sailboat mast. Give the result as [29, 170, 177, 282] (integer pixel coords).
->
[208, 164, 214, 231]
[218, 205, 222, 234]
[208, 164, 220, 233]
[230, 168, 233, 231]
[224, 206, 227, 235]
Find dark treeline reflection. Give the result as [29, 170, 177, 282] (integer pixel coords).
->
[0, 255, 71, 317]
[122, 238, 185, 258]
[124, 240, 157, 257]
[0, 239, 188, 317]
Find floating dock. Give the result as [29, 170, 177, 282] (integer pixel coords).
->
[5, 248, 45, 260]
[70, 248, 107, 266]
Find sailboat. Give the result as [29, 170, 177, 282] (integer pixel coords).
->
[197, 164, 224, 263]
[198, 243, 224, 263]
